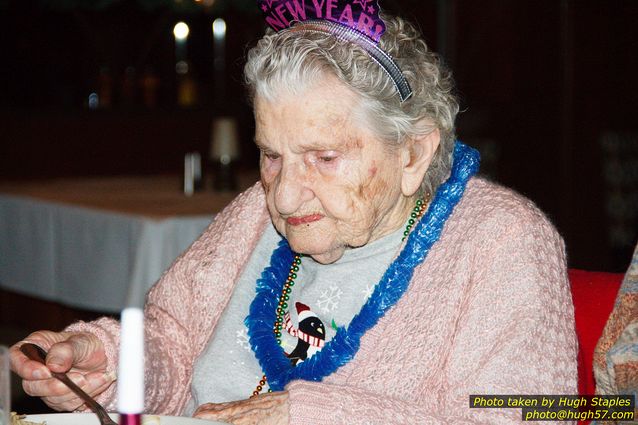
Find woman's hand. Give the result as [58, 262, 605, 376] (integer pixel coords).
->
[9, 330, 115, 411]
[193, 391, 289, 425]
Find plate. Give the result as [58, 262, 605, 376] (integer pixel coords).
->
[23, 413, 227, 425]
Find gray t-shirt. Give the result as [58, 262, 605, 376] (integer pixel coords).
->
[185, 222, 404, 414]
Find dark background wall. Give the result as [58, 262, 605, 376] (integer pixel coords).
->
[1, 0, 637, 272]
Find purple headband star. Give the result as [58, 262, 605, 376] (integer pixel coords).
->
[257, 0, 386, 43]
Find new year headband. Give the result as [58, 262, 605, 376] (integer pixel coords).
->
[257, 0, 413, 102]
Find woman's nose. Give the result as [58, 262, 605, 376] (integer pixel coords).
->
[274, 161, 314, 215]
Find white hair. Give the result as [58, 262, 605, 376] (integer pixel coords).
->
[244, 14, 459, 195]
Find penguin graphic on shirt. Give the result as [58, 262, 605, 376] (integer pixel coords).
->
[285, 302, 326, 366]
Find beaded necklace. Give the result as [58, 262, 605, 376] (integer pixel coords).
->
[246, 141, 480, 394]
[250, 193, 431, 397]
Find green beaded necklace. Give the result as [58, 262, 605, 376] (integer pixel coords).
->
[251, 193, 430, 397]
[402, 194, 430, 241]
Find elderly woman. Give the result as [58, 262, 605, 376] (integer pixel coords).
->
[10, 4, 577, 424]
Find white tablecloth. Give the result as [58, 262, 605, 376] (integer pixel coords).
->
[0, 193, 213, 312]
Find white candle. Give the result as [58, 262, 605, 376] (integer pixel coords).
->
[117, 308, 145, 416]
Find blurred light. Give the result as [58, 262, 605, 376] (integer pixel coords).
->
[212, 18, 226, 39]
[88, 93, 99, 110]
[176, 60, 189, 75]
[173, 22, 190, 40]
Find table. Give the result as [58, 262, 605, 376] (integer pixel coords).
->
[0, 174, 259, 313]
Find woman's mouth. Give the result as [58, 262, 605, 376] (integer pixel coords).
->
[286, 214, 324, 226]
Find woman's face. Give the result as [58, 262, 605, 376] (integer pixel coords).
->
[255, 76, 416, 264]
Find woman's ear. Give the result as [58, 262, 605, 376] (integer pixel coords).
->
[400, 128, 440, 197]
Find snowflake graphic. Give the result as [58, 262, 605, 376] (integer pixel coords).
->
[235, 328, 251, 351]
[361, 283, 375, 299]
[317, 285, 343, 313]
[280, 339, 294, 352]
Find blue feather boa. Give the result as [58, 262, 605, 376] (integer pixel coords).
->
[245, 141, 480, 390]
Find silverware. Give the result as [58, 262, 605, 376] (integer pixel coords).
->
[20, 343, 118, 425]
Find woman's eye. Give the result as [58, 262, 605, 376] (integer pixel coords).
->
[264, 152, 280, 161]
[316, 152, 339, 163]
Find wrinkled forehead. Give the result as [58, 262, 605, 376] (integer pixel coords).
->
[253, 81, 376, 151]
[253, 74, 401, 157]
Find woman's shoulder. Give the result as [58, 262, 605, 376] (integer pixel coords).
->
[461, 176, 558, 230]
[448, 177, 563, 247]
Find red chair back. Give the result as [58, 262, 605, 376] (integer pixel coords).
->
[568, 269, 623, 395]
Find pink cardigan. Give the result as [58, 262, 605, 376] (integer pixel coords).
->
[68, 177, 578, 424]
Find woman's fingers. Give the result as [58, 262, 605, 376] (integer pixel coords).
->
[9, 330, 111, 411]
[85, 370, 117, 395]
[23, 370, 116, 412]
[193, 392, 289, 425]
[194, 402, 229, 414]
[10, 331, 107, 377]
[43, 396, 86, 413]
[22, 376, 75, 398]
[9, 343, 51, 380]
[8, 330, 67, 380]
